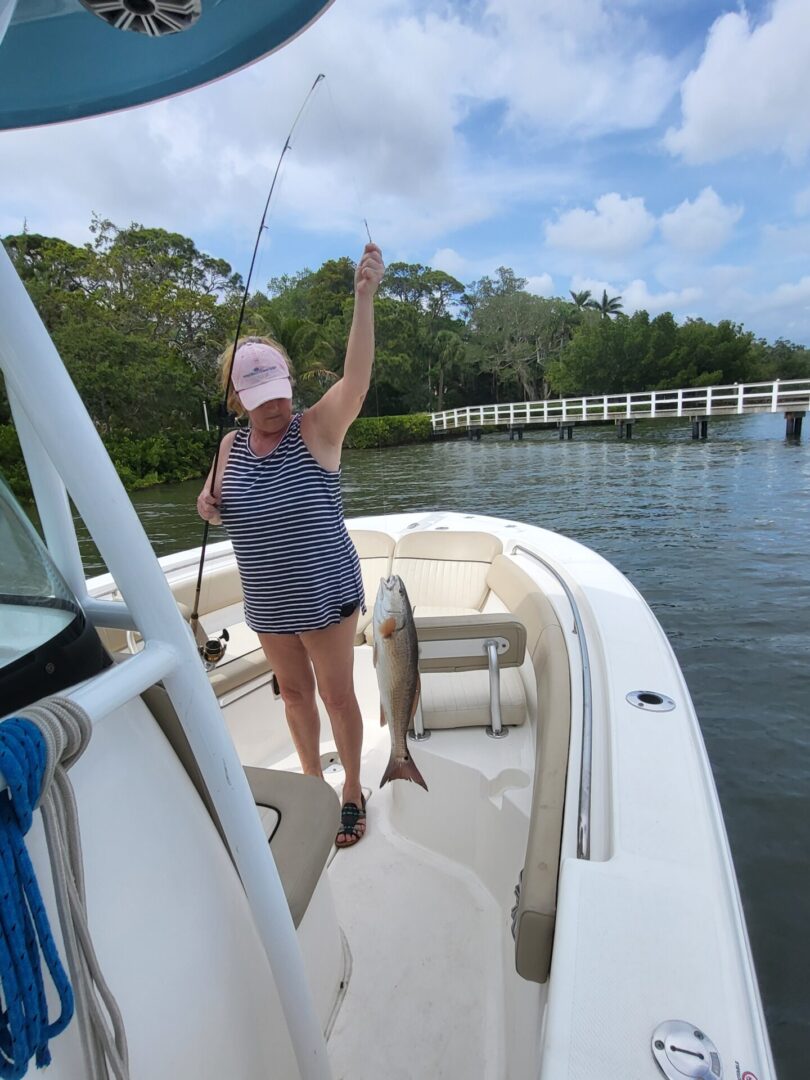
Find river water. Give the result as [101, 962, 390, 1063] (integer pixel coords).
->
[77, 412, 808, 1078]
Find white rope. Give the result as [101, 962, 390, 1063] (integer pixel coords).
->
[20, 697, 130, 1080]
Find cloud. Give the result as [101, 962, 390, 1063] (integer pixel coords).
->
[659, 187, 742, 255]
[525, 273, 554, 297]
[546, 193, 655, 256]
[620, 279, 703, 315]
[429, 248, 476, 282]
[0, 0, 674, 261]
[754, 276, 810, 313]
[665, 0, 810, 163]
[481, 0, 679, 135]
[428, 249, 553, 296]
[569, 275, 702, 316]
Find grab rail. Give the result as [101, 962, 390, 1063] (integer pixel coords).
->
[510, 545, 593, 860]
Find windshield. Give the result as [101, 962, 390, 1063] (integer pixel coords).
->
[0, 471, 80, 671]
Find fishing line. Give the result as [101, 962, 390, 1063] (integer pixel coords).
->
[323, 82, 390, 517]
[190, 73, 326, 647]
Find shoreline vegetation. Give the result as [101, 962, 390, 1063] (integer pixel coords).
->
[2, 217, 809, 498]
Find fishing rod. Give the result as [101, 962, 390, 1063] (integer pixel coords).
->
[190, 72, 326, 665]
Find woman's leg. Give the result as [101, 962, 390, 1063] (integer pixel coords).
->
[299, 611, 364, 810]
[257, 631, 322, 777]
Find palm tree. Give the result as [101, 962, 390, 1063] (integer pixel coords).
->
[569, 289, 593, 310]
[589, 289, 623, 319]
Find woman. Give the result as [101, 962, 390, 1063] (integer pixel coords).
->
[197, 242, 384, 847]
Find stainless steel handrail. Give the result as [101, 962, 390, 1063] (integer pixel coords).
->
[511, 544, 593, 860]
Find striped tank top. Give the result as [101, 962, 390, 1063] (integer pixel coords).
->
[218, 414, 364, 634]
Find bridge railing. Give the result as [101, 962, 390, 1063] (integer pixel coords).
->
[430, 378, 810, 431]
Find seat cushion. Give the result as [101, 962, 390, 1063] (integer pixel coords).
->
[420, 666, 527, 729]
[208, 649, 271, 697]
[391, 531, 502, 613]
[245, 768, 340, 928]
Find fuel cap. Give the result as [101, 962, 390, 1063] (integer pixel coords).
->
[652, 1021, 722, 1078]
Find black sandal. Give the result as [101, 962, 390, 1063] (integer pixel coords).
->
[335, 794, 366, 848]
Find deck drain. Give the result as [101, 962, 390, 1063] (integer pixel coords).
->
[626, 690, 676, 712]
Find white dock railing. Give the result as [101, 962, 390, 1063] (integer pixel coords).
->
[430, 378, 810, 431]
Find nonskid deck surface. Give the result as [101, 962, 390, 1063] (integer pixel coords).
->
[326, 785, 505, 1080]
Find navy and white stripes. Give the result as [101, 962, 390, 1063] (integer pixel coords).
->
[219, 414, 364, 634]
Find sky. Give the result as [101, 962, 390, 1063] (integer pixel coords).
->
[2, 0, 810, 345]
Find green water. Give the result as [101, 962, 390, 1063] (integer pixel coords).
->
[75, 412, 808, 1078]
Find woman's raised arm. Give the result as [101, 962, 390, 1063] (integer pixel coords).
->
[307, 243, 384, 448]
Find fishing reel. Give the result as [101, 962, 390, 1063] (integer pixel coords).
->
[190, 616, 229, 671]
[199, 628, 229, 670]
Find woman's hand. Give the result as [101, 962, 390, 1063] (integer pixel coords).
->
[197, 489, 222, 525]
[354, 243, 384, 299]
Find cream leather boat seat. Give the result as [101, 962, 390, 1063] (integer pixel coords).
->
[360, 529, 504, 645]
[142, 685, 339, 928]
[392, 530, 503, 612]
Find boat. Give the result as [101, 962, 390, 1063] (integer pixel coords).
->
[0, 3, 776, 1078]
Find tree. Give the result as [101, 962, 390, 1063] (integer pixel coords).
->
[589, 289, 623, 319]
[467, 289, 574, 401]
[428, 329, 466, 412]
[243, 308, 339, 407]
[569, 289, 592, 310]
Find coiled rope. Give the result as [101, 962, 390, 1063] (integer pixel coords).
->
[0, 698, 129, 1079]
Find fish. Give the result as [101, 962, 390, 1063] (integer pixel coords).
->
[372, 574, 428, 790]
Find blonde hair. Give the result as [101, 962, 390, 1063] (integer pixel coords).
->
[218, 335, 295, 417]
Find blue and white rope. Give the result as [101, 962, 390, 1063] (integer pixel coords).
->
[0, 716, 73, 1077]
[0, 698, 129, 1079]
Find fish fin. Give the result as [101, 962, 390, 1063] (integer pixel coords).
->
[380, 703, 386, 728]
[379, 750, 428, 791]
[378, 616, 396, 639]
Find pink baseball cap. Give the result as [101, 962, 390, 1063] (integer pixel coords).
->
[232, 341, 293, 409]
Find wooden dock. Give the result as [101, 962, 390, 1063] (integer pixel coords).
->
[431, 379, 810, 440]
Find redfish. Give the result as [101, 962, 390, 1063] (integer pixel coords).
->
[372, 575, 428, 790]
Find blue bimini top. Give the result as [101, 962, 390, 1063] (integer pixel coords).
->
[0, 0, 334, 131]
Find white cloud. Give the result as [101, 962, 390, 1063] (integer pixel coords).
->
[754, 276, 810, 313]
[659, 187, 742, 255]
[481, 0, 679, 135]
[546, 193, 655, 256]
[429, 248, 475, 282]
[665, 0, 810, 163]
[620, 279, 703, 314]
[569, 275, 701, 316]
[525, 273, 554, 297]
[0, 0, 673, 260]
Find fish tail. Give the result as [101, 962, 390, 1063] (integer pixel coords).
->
[379, 750, 428, 791]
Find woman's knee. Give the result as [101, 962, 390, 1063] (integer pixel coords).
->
[317, 681, 357, 715]
[276, 674, 317, 709]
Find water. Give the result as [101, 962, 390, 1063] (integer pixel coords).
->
[77, 412, 808, 1078]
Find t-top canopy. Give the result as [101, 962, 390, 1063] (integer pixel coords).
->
[0, 0, 334, 131]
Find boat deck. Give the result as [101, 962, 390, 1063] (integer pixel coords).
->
[327, 785, 505, 1080]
